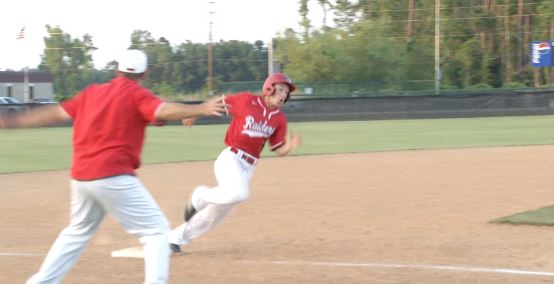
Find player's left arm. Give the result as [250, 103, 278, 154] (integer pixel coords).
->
[274, 131, 302, 157]
[270, 118, 302, 157]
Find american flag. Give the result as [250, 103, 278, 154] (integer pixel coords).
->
[16, 26, 25, 40]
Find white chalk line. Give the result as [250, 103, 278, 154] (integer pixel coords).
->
[243, 260, 554, 277]
[0, 252, 46, 257]
[5, 250, 554, 277]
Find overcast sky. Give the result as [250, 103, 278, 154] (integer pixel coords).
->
[0, 0, 330, 70]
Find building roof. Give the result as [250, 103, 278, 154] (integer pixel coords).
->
[0, 71, 53, 83]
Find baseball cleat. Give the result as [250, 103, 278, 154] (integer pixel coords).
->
[169, 243, 182, 253]
[184, 199, 197, 222]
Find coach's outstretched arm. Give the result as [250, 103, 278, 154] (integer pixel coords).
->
[0, 96, 226, 129]
[156, 95, 226, 121]
[0, 104, 70, 129]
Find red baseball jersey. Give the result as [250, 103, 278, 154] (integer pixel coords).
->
[61, 76, 165, 180]
[223, 92, 287, 158]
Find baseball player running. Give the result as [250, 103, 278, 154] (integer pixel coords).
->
[168, 73, 302, 253]
[0, 49, 226, 284]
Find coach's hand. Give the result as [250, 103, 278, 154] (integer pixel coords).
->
[199, 95, 227, 117]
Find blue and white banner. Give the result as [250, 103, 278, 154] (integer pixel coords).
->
[531, 41, 553, 67]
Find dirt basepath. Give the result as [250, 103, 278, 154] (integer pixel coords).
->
[2, 146, 554, 283]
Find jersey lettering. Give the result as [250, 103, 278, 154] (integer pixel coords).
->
[241, 115, 275, 138]
[224, 92, 286, 157]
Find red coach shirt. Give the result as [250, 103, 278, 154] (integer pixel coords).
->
[223, 92, 287, 158]
[61, 76, 164, 180]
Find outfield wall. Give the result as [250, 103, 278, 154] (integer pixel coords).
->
[15, 91, 554, 126]
[192, 91, 554, 124]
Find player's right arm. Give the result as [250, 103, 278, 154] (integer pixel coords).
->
[0, 104, 71, 129]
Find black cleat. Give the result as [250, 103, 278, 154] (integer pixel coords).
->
[184, 199, 197, 222]
[169, 243, 182, 253]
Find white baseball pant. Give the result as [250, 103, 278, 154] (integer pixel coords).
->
[26, 175, 171, 284]
[169, 147, 255, 246]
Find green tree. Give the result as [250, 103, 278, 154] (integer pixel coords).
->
[333, 0, 360, 31]
[39, 25, 96, 100]
[317, 0, 334, 27]
[173, 41, 209, 93]
[299, 0, 311, 40]
[127, 30, 173, 90]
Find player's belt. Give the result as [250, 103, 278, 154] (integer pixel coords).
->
[230, 147, 258, 165]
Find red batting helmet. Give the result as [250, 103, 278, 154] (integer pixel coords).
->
[262, 73, 296, 103]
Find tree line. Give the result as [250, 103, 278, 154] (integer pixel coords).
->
[25, 1, 554, 100]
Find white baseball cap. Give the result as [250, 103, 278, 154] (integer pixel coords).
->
[117, 49, 148, 74]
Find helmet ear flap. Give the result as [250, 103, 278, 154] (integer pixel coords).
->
[264, 85, 275, 97]
[262, 73, 295, 100]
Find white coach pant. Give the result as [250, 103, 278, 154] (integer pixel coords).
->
[27, 175, 171, 284]
[169, 147, 255, 245]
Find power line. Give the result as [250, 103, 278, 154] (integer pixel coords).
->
[343, 0, 554, 13]
[444, 0, 554, 10]
[389, 30, 552, 40]
[207, 1, 215, 95]
[359, 11, 554, 23]
[44, 46, 96, 50]
[441, 12, 554, 21]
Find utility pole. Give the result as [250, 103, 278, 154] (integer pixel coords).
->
[434, 0, 441, 95]
[207, 1, 215, 96]
[268, 38, 273, 76]
[23, 66, 29, 102]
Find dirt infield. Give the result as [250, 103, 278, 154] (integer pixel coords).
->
[3, 146, 554, 283]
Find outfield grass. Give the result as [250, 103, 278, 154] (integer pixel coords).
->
[3, 115, 554, 174]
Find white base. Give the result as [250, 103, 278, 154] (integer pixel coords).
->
[111, 246, 144, 259]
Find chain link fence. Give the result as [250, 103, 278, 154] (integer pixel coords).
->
[220, 80, 554, 97]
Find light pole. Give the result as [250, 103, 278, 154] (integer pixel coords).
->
[434, 0, 441, 95]
[268, 38, 273, 76]
[207, 1, 215, 96]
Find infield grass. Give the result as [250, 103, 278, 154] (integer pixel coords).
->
[3, 115, 554, 174]
[492, 205, 554, 226]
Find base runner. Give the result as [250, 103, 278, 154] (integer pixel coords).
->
[168, 73, 302, 252]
